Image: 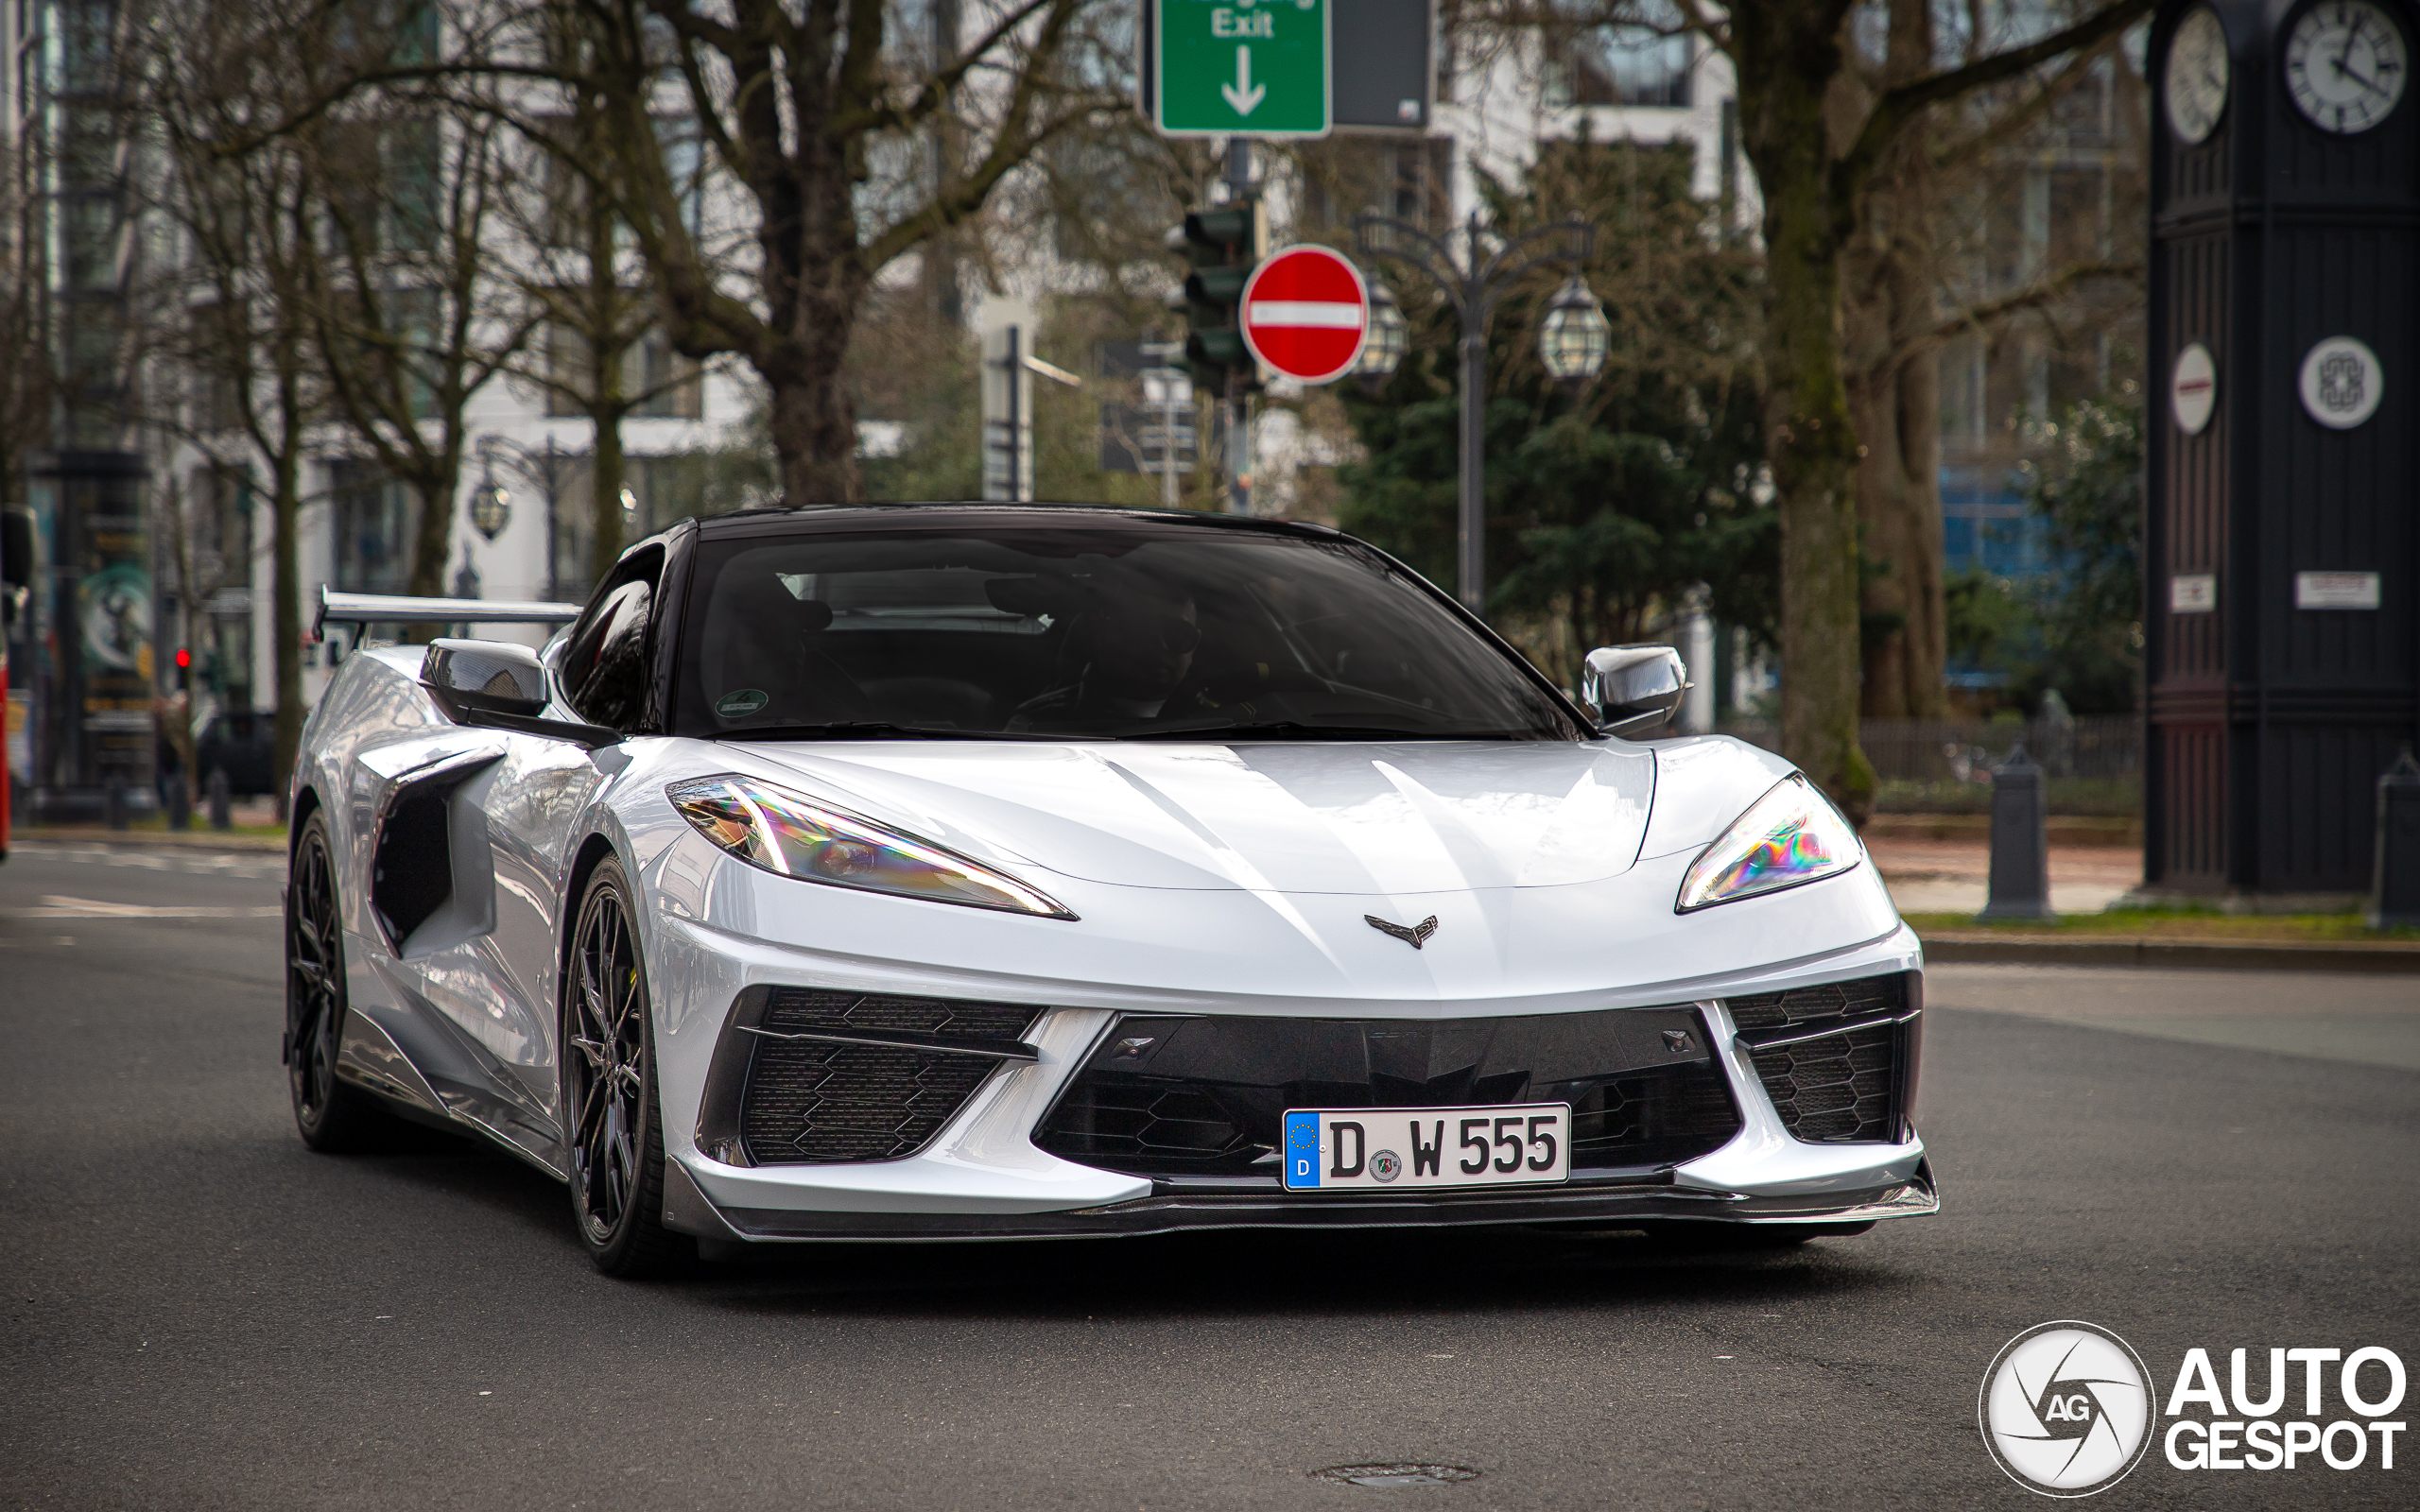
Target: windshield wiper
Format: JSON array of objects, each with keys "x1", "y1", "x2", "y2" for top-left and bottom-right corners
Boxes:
[{"x1": 1117, "y1": 720, "x2": 1443, "y2": 742}]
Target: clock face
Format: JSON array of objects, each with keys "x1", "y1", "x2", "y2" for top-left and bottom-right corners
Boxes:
[
  {"x1": 2166, "y1": 8, "x2": 2231, "y2": 144},
  {"x1": 2286, "y1": 1, "x2": 2409, "y2": 133}
]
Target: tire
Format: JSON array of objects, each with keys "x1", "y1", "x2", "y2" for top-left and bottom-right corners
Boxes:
[
  {"x1": 562, "y1": 854, "x2": 683, "y2": 1278},
  {"x1": 285, "y1": 811, "x2": 392, "y2": 1151}
]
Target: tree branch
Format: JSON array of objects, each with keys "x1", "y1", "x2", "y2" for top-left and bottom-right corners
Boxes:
[{"x1": 1831, "y1": 0, "x2": 2156, "y2": 233}]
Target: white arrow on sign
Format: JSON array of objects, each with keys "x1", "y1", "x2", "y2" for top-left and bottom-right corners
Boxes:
[{"x1": 1220, "y1": 45, "x2": 1265, "y2": 116}]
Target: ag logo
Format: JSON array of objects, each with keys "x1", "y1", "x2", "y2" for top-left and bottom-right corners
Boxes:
[{"x1": 1979, "y1": 1321, "x2": 2153, "y2": 1497}]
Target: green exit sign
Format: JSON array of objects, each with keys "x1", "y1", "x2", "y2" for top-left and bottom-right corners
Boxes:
[{"x1": 1148, "y1": 0, "x2": 1331, "y2": 138}]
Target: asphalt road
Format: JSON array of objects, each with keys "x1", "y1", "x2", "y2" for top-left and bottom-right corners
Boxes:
[{"x1": 3, "y1": 841, "x2": 2414, "y2": 1511}]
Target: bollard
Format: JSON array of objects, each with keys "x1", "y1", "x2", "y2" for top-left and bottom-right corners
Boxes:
[
  {"x1": 167, "y1": 777, "x2": 191, "y2": 832},
  {"x1": 2370, "y1": 748, "x2": 2420, "y2": 930},
  {"x1": 207, "y1": 767, "x2": 233, "y2": 832},
  {"x1": 1977, "y1": 742, "x2": 2057, "y2": 922},
  {"x1": 105, "y1": 776, "x2": 129, "y2": 832}
]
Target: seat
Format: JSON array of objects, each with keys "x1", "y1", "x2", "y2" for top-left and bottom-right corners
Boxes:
[{"x1": 709, "y1": 576, "x2": 872, "y2": 724}]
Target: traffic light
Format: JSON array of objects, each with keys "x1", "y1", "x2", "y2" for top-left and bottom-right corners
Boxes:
[
  {"x1": 1178, "y1": 198, "x2": 1266, "y2": 391},
  {"x1": 174, "y1": 645, "x2": 192, "y2": 692}
]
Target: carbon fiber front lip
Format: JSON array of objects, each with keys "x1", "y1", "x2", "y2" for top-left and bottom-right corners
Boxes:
[{"x1": 713, "y1": 1160, "x2": 1938, "y2": 1242}]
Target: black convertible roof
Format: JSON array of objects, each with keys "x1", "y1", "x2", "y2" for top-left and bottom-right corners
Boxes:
[{"x1": 691, "y1": 502, "x2": 1346, "y2": 544}]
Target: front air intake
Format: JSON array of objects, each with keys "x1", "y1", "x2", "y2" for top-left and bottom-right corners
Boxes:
[
  {"x1": 695, "y1": 988, "x2": 1044, "y2": 1165},
  {"x1": 1724, "y1": 972, "x2": 1921, "y2": 1143},
  {"x1": 1032, "y1": 1005, "x2": 1741, "y2": 1182}
]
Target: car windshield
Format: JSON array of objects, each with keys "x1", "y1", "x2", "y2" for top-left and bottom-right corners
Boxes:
[{"x1": 671, "y1": 522, "x2": 1584, "y2": 741}]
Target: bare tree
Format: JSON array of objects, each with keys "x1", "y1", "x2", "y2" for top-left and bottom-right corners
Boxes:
[
  {"x1": 146, "y1": 3, "x2": 330, "y2": 811},
  {"x1": 507, "y1": 0, "x2": 1128, "y2": 505},
  {"x1": 297, "y1": 89, "x2": 533, "y2": 610},
  {"x1": 1841, "y1": 0, "x2": 2144, "y2": 718},
  {"x1": 493, "y1": 2, "x2": 711, "y2": 585},
  {"x1": 1510, "y1": 0, "x2": 2155, "y2": 819}
]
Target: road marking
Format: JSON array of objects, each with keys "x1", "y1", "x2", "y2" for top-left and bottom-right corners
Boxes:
[
  {"x1": 6, "y1": 894, "x2": 284, "y2": 919},
  {"x1": 8, "y1": 842, "x2": 282, "y2": 880}
]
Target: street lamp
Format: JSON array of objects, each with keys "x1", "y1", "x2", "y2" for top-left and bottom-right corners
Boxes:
[
  {"x1": 475, "y1": 435, "x2": 590, "y2": 600},
  {"x1": 1355, "y1": 211, "x2": 1599, "y2": 615},
  {"x1": 470, "y1": 456, "x2": 512, "y2": 541},
  {"x1": 1354, "y1": 280, "x2": 1409, "y2": 389},
  {"x1": 1539, "y1": 274, "x2": 1612, "y2": 388}
]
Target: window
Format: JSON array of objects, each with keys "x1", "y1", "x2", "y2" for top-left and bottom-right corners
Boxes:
[
  {"x1": 544, "y1": 318, "x2": 701, "y2": 419},
  {"x1": 384, "y1": 115, "x2": 441, "y2": 254},
  {"x1": 631, "y1": 328, "x2": 702, "y2": 419},
  {"x1": 329, "y1": 459, "x2": 414, "y2": 594},
  {"x1": 559, "y1": 545, "x2": 663, "y2": 730},
  {"x1": 1547, "y1": 8, "x2": 1695, "y2": 109}
]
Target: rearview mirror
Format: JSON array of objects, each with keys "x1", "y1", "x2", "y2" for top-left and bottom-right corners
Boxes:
[
  {"x1": 423, "y1": 638, "x2": 549, "y2": 716},
  {"x1": 1582, "y1": 644, "x2": 1687, "y2": 738}
]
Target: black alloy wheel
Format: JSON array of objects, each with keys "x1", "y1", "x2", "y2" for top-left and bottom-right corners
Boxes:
[
  {"x1": 285, "y1": 811, "x2": 388, "y2": 1150},
  {"x1": 562, "y1": 854, "x2": 681, "y2": 1277}
]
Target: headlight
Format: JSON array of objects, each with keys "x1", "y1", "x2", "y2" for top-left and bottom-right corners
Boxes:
[
  {"x1": 1675, "y1": 773, "x2": 1862, "y2": 913},
  {"x1": 666, "y1": 774, "x2": 1076, "y2": 919}
]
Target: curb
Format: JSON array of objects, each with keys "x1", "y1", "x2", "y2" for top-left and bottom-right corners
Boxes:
[
  {"x1": 1921, "y1": 933, "x2": 2420, "y2": 973},
  {"x1": 14, "y1": 828, "x2": 288, "y2": 854}
]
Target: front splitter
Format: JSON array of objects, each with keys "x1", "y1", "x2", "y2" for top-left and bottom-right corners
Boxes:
[{"x1": 710, "y1": 1160, "x2": 1938, "y2": 1242}]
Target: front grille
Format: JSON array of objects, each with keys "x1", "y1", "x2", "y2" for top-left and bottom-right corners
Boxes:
[
  {"x1": 730, "y1": 988, "x2": 1043, "y2": 1165},
  {"x1": 1033, "y1": 1006, "x2": 1740, "y2": 1181},
  {"x1": 1725, "y1": 973, "x2": 1917, "y2": 1144}
]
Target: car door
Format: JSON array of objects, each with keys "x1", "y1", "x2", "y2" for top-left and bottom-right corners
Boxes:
[{"x1": 475, "y1": 545, "x2": 667, "y2": 1110}]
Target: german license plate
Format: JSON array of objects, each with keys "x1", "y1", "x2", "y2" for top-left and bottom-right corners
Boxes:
[{"x1": 1281, "y1": 1105, "x2": 1571, "y2": 1192}]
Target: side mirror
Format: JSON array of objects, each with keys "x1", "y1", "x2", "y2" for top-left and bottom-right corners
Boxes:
[
  {"x1": 423, "y1": 638, "x2": 549, "y2": 715},
  {"x1": 1582, "y1": 644, "x2": 1687, "y2": 738},
  {"x1": 422, "y1": 638, "x2": 624, "y2": 748}
]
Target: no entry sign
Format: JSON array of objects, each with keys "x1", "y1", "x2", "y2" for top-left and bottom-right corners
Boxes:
[{"x1": 1239, "y1": 244, "x2": 1368, "y2": 385}]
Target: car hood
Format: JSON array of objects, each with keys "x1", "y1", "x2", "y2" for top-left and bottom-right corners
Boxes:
[{"x1": 719, "y1": 739, "x2": 1658, "y2": 895}]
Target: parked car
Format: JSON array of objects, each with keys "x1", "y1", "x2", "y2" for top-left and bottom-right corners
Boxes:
[{"x1": 195, "y1": 709, "x2": 277, "y2": 796}]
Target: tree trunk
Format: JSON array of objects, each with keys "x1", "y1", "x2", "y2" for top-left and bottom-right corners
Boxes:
[
  {"x1": 591, "y1": 411, "x2": 626, "y2": 580},
  {"x1": 1735, "y1": 3, "x2": 1877, "y2": 824},
  {"x1": 769, "y1": 324, "x2": 863, "y2": 506},
  {"x1": 1844, "y1": 0, "x2": 1949, "y2": 719},
  {"x1": 1849, "y1": 326, "x2": 1948, "y2": 717},
  {"x1": 269, "y1": 434, "x2": 302, "y2": 821},
  {"x1": 406, "y1": 472, "x2": 455, "y2": 604}
]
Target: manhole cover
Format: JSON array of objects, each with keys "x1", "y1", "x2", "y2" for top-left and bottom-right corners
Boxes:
[{"x1": 1311, "y1": 1464, "x2": 1481, "y2": 1487}]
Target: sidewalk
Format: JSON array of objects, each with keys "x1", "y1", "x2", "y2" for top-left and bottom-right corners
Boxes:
[
  {"x1": 17, "y1": 798, "x2": 287, "y2": 853},
  {"x1": 1867, "y1": 832, "x2": 2140, "y2": 915}
]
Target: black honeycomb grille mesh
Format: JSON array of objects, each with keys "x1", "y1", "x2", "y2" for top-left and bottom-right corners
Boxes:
[
  {"x1": 1727, "y1": 975, "x2": 1908, "y2": 1143},
  {"x1": 761, "y1": 988, "x2": 1040, "y2": 1040},
  {"x1": 1566, "y1": 1069, "x2": 1744, "y2": 1168},
  {"x1": 1038, "y1": 1082, "x2": 1249, "y2": 1169},
  {"x1": 1724, "y1": 975, "x2": 1901, "y2": 1033},
  {"x1": 738, "y1": 990, "x2": 1043, "y2": 1165}
]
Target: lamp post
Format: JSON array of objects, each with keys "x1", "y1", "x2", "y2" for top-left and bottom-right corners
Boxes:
[
  {"x1": 474, "y1": 435, "x2": 590, "y2": 601},
  {"x1": 1354, "y1": 212, "x2": 1607, "y2": 614}
]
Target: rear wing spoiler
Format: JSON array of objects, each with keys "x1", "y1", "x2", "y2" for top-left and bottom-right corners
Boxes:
[{"x1": 315, "y1": 587, "x2": 582, "y2": 643}]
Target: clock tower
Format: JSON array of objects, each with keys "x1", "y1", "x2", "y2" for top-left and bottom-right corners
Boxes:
[{"x1": 2146, "y1": 0, "x2": 2418, "y2": 904}]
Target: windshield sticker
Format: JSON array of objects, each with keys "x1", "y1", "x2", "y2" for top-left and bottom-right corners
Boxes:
[{"x1": 715, "y1": 689, "x2": 769, "y2": 719}]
